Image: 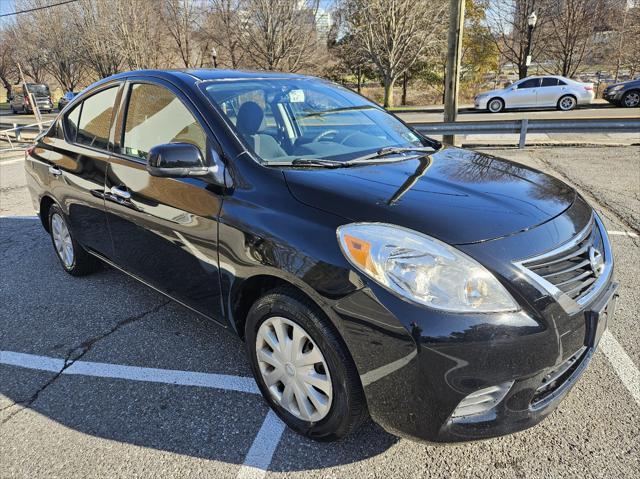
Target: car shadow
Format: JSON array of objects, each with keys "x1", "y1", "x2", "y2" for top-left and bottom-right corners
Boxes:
[{"x1": 0, "y1": 216, "x2": 399, "y2": 471}]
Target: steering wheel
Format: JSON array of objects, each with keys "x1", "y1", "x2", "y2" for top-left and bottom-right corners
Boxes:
[
  {"x1": 338, "y1": 132, "x2": 361, "y2": 145},
  {"x1": 311, "y1": 129, "x2": 339, "y2": 143}
]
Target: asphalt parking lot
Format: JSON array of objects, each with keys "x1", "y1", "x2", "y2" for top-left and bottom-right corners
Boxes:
[{"x1": 1, "y1": 146, "x2": 639, "y2": 478}]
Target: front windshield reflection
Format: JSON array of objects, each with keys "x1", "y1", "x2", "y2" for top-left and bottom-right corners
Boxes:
[{"x1": 202, "y1": 78, "x2": 431, "y2": 163}]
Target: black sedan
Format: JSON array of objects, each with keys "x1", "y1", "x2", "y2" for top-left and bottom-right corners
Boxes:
[
  {"x1": 25, "y1": 69, "x2": 617, "y2": 442},
  {"x1": 603, "y1": 78, "x2": 640, "y2": 107}
]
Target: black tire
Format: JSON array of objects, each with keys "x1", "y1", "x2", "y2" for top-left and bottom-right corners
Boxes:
[
  {"x1": 48, "y1": 204, "x2": 100, "y2": 276},
  {"x1": 621, "y1": 90, "x2": 640, "y2": 108},
  {"x1": 245, "y1": 286, "x2": 368, "y2": 441},
  {"x1": 487, "y1": 97, "x2": 504, "y2": 113},
  {"x1": 557, "y1": 94, "x2": 577, "y2": 111}
]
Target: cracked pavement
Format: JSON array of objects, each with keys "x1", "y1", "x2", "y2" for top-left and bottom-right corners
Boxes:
[{"x1": 1, "y1": 147, "x2": 639, "y2": 478}]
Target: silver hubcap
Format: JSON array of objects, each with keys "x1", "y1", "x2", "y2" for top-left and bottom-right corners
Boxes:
[
  {"x1": 624, "y1": 92, "x2": 639, "y2": 107},
  {"x1": 256, "y1": 316, "x2": 333, "y2": 422},
  {"x1": 489, "y1": 100, "x2": 501, "y2": 112},
  {"x1": 51, "y1": 213, "x2": 74, "y2": 268},
  {"x1": 560, "y1": 97, "x2": 575, "y2": 110}
]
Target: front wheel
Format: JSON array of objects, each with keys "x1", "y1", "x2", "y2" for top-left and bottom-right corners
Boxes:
[
  {"x1": 487, "y1": 98, "x2": 504, "y2": 113},
  {"x1": 48, "y1": 204, "x2": 100, "y2": 276},
  {"x1": 245, "y1": 287, "x2": 368, "y2": 441},
  {"x1": 622, "y1": 90, "x2": 640, "y2": 108},
  {"x1": 557, "y1": 95, "x2": 577, "y2": 111}
]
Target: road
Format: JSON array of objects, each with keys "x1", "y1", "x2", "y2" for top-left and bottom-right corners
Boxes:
[
  {"x1": 1, "y1": 102, "x2": 638, "y2": 129},
  {"x1": 1, "y1": 146, "x2": 639, "y2": 478}
]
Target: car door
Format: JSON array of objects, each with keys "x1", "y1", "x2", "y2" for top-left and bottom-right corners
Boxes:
[
  {"x1": 104, "y1": 78, "x2": 225, "y2": 322},
  {"x1": 507, "y1": 78, "x2": 541, "y2": 108},
  {"x1": 44, "y1": 83, "x2": 122, "y2": 258},
  {"x1": 537, "y1": 77, "x2": 562, "y2": 107}
]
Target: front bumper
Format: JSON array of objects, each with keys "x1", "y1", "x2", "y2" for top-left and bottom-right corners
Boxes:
[
  {"x1": 331, "y1": 200, "x2": 615, "y2": 442},
  {"x1": 603, "y1": 89, "x2": 623, "y2": 103}
]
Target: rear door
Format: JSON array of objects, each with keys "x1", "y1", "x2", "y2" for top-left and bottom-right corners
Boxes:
[
  {"x1": 537, "y1": 77, "x2": 562, "y2": 107},
  {"x1": 44, "y1": 83, "x2": 122, "y2": 258},
  {"x1": 104, "y1": 78, "x2": 225, "y2": 322},
  {"x1": 508, "y1": 78, "x2": 541, "y2": 108}
]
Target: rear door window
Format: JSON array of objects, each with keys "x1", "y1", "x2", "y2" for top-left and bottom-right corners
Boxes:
[
  {"x1": 518, "y1": 78, "x2": 541, "y2": 89},
  {"x1": 121, "y1": 83, "x2": 207, "y2": 161},
  {"x1": 541, "y1": 78, "x2": 559, "y2": 87},
  {"x1": 75, "y1": 87, "x2": 118, "y2": 150}
]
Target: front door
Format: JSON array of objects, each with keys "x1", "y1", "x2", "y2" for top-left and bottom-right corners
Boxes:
[
  {"x1": 508, "y1": 78, "x2": 541, "y2": 108},
  {"x1": 104, "y1": 80, "x2": 225, "y2": 322}
]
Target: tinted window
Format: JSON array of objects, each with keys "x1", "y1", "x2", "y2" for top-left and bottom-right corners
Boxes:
[
  {"x1": 518, "y1": 78, "x2": 541, "y2": 89},
  {"x1": 122, "y1": 83, "x2": 207, "y2": 160},
  {"x1": 558, "y1": 79, "x2": 567, "y2": 85},
  {"x1": 65, "y1": 104, "x2": 80, "y2": 142},
  {"x1": 76, "y1": 87, "x2": 118, "y2": 150},
  {"x1": 541, "y1": 78, "x2": 559, "y2": 87}
]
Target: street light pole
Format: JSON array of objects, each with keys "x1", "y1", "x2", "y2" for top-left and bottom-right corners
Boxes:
[
  {"x1": 522, "y1": 11, "x2": 537, "y2": 78},
  {"x1": 211, "y1": 47, "x2": 218, "y2": 69}
]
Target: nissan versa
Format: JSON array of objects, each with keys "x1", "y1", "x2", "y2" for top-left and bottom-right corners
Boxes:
[{"x1": 25, "y1": 69, "x2": 617, "y2": 442}]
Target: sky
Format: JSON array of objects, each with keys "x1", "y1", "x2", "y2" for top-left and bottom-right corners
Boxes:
[{"x1": 0, "y1": 0, "x2": 16, "y2": 18}]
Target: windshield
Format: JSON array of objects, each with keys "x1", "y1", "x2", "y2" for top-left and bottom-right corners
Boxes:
[
  {"x1": 201, "y1": 78, "x2": 431, "y2": 163},
  {"x1": 26, "y1": 84, "x2": 50, "y2": 96}
]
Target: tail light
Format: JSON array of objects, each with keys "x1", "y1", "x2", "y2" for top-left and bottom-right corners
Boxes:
[
  {"x1": 25, "y1": 96, "x2": 30, "y2": 106},
  {"x1": 25, "y1": 145, "x2": 36, "y2": 157},
  {"x1": 584, "y1": 85, "x2": 594, "y2": 91}
]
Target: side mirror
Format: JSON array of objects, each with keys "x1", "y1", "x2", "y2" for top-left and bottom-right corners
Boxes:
[{"x1": 147, "y1": 142, "x2": 222, "y2": 182}]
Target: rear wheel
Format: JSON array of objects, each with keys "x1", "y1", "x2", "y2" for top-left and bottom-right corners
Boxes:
[
  {"x1": 622, "y1": 90, "x2": 640, "y2": 108},
  {"x1": 48, "y1": 204, "x2": 100, "y2": 276},
  {"x1": 557, "y1": 95, "x2": 577, "y2": 111},
  {"x1": 487, "y1": 98, "x2": 504, "y2": 113},
  {"x1": 245, "y1": 287, "x2": 367, "y2": 441}
]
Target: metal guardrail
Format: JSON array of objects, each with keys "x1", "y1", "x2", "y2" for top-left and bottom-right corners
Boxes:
[
  {"x1": 412, "y1": 118, "x2": 640, "y2": 148},
  {"x1": 0, "y1": 120, "x2": 53, "y2": 151}
]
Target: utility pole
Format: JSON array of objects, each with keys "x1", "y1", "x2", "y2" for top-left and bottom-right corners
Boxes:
[
  {"x1": 443, "y1": 0, "x2": 465, "y2": 146},
  {"x1": 17, "y1": 62, "x2": 43, "y2": 130}
]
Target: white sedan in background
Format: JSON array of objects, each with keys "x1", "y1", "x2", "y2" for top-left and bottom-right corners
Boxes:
[{"x1": 475, "y1": 76, "x2": 595, "y2": 113}]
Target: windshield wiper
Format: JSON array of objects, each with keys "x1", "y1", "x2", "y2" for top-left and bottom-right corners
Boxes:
[
  {"x1": 342, "y1": 146, "x2": 436, "y2": 165},
  {"x1": 265, "y1": 158, "x2": 345, "y2": 168}
]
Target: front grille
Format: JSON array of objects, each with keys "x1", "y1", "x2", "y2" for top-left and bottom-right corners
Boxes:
[{"x1": 518, "y1": 218, "x2": 607, "y2": 303}]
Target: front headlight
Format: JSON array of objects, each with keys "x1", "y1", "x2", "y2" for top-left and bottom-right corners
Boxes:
[
  {"x1": 337, "y1": 223, "x2": 519, "y2": 313},
  {"x1": 611, "y1": 85, "x2": 623, "y2": 92}
]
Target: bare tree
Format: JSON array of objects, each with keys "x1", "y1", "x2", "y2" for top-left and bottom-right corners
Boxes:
[
  {"x1": 162, "y1": 0, "x2": 207, "y2": 68},
  {"x1": 203, "y1": 0, "x2": 249, "y2": 69},
  {"x1": 113, "y1": 0, "x2": 165, "y2": 70},
  {"x1": 0, "y1": 30, "x2": 18, "y2": 97},
  {"x1": 488, "y1": 0, "x2": 552, "y2": 79},
  {"x1": 544, "y1": 0, "x2": 604, "y2": 77},
  {"x1": 341, "y1": 0, "x2": 448, "y2": 107},
  {"x1": 242, "y1": 0, "x2": 321, "y2": 72},
  {"x1": 72, "y1": 0, "x2": 123, "y2": 79}
]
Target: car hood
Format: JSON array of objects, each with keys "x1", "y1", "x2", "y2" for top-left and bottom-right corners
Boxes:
[
  {"x1": 283, "y1": 147, "x2": 575, "y2": 245},
  {"x1": 477, "y1": 88, "x2": 506, "y2": 97}
]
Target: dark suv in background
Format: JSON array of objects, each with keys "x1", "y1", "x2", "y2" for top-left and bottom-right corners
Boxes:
[{"x1": 603, "y1": 78, "x2": 640, "y2": 108}]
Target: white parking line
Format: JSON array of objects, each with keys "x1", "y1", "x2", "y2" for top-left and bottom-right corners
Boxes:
[
  {"x1": 607, "y1": 231, "x2": 639, "y2": 238},
  {"x1": 0, "y1": 215, "x2": 38, "y2": 219},
  {"x1": 236, "y1": 410, "x2": 286, "y2": 479},
  {"x1": 0, "y1": 350, "x2": 260, "y2": 394},
  {"x1": 599, "y1": 331, "x2": 640, "y2": 406}
]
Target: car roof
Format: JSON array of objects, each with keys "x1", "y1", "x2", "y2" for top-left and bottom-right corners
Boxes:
[{"x1": 104, "y1": 68, "x2": 311, "y2": 83}]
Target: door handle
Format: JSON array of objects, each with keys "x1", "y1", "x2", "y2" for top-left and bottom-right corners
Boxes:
[
  {"x1": 110, "y1": 186, "x2": 131, "y2": 200},
  {"x1": 48, "y1": 165, "x2": 62, "y2": 177}
]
